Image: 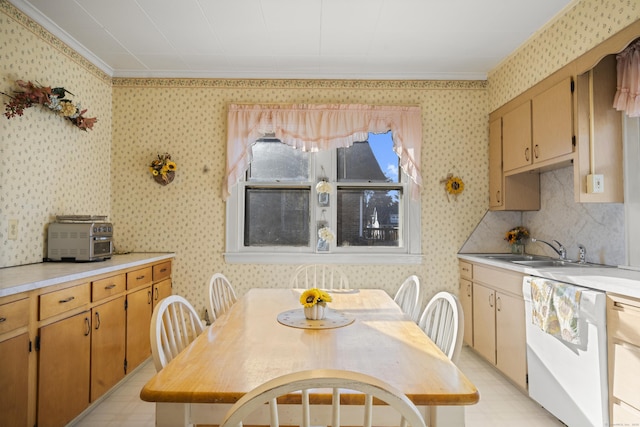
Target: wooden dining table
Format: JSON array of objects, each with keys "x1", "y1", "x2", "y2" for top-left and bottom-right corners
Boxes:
[{"x1": 140, "y1": 288, "x2": 479, "y2": 426}]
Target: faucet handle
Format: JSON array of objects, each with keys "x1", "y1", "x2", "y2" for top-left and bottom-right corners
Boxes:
[{"x1": 577, "y1": 244, "x2": 586, "y2": 264}]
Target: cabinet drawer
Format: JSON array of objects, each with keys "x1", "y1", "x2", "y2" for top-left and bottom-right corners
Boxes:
[
  {"x1": 459, "y1": 261, "x2": 472, "y2": 280},
  {"x1": 0, "y1": 297, "x2": 30, "y2": 335},
  {"x1": 127, "y1": 267, "x2": 153, "y2": 290},
  {"x1": 92, "y1": 274, "x2": 126, "y2": 302},
  {"x1": 473, "y1": 265, "x2": 524, "y2": 297},
  {"x1": 612, "y1": 400, "x2": 640, "y2": 425},
  {"x1": 153, "y1": 261, "x2": 172, "y2": 281},
  {"x1": 39, "y1": 283, "x2": 90, "y2": 320},
  {"x1": 608, "y1": 295, "x2": 640, "y2": 344},
  {"x1": 611, "y1": 341, "x2": 640, "y2": 411}
]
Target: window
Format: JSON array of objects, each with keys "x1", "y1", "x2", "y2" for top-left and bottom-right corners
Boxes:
[{"x1": 226, "y1": 132, "x2": 421, "y2": 264}]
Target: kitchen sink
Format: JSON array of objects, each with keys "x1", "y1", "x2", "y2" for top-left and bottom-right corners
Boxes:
[
  {"x1": 483, "y1": 254, "x2": 550, "y2": 262},
  {"x1": 512, "y1": 259, "x2": 609, "y2": 268}
]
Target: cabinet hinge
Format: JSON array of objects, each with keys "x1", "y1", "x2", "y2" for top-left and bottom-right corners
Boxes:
[
  {"x1": 124, "y1": 358, "x2": 128, "y2": 374},
  {"x1": 572, "y1": 135, "x2": 576, "y2": 147},
  {"x1": 29, "y1": 340, "x2": 32, "y2": 353},
  {"x1": 35, "y1": 335, "x2": 40, "y2": 351},
  {"x1": 570, "y1": 79, "x2": 575, "y2": 93},
  {"x1": 526, "y1": 373, "x2": 529, "y2": 384},
  {"x1": 124, "y1": 299, "x2": 128, "y2": 310}
]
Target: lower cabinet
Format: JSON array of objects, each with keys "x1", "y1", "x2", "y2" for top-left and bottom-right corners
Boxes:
[
  {"x1": 1, "y1": 257, "x2": 174, "y2": 427},
  {"x1": 38, "y1": 311, "x2": 92, "y2": 427},
  {"x1": 462, "y1": 260, "x2": 528, "y2": 390},
  {"x1": 607, "y1": 293, "x2": 640, "y2": 425},
  {"x1": 91, "y1": 296, "x2": 126, "y2": 401},
  {"x1": 0, "y1": 333, "x2": 30, "y2": 426},
  {"x1": 126, "y1": 285, "x2": 153, "y2": 372}
]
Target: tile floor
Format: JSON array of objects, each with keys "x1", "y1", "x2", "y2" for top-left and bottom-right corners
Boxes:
[{"x1": 71, "y1": 345, "x2": 565, "y2": 426}]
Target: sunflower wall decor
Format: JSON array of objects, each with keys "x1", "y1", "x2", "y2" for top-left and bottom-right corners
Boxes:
[
  {"x1": 440, "y1": 173, "x2": 465, "y2": 201},
  {"x1": 149, "y1": 153, "x2": 177, "y2": 186}
]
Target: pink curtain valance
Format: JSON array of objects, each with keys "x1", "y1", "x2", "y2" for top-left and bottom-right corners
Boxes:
[
  {"x1": 613, "y1": 39, "x2": 640, "y2": 117},
  {"x1": 224, "y1": 103, "x2": 423, "y2": 200}
]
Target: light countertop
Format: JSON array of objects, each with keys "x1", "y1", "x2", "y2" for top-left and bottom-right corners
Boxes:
[
  {"x1": 458, "y1": 253, "x2": 640, "y2": 299},
  {"x1": 0, "y1": 253, "x2": 175, "y2": 298}
]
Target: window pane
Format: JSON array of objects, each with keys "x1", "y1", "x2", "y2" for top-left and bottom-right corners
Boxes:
[
  {"x1": 244, "y1": 188, "x2": 310, "y2": 246},
  {"x1": 249, "y1": 141, "x2": 309, "y2": 181},
  {"x1": 337, "y1": 132, "x2": 399, "y2": 183},
  {"x1": 336, "y1": 188, "x2": 400, "y2": 247}
]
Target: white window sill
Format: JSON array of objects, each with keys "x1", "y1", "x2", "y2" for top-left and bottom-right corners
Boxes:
[{"x1": 224, "y1": 252, "x2": 423, "y2": 265}]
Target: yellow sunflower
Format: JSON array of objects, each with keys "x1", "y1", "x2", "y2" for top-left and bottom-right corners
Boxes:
[
  {"x1": 166, "y1": 161, "x2": 177, "y2": 171},
  {"x1": 446, "y1": 176, "x2": 464, "y2": 195},
  {"x1": 318, "y1": 290, "x2": 332, "y2": 303},
  {"x1": 300, "y1": 288, "x2": 320, "y2": 307}
]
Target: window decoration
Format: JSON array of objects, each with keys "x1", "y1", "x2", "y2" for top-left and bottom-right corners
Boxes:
[
  {"x1": 225, "y1": 103, "x2": 422, "y2": 200},
  {"x1": 440, "y1": 173, "x2": 465, "y2": 201},
  {"x1": 613, "y1": 38, "x2": 640, "y2": 117},
  {"x1": 149, "y1": 153, "x2": 177, "y2": 186},
  {"x1": 316, "y1": 179, "x2": 332, "y2": 206},
  {"x1": 1, "y1": 80, "x2": 97, "y2": 131}
]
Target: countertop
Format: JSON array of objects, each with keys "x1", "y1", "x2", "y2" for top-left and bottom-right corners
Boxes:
[
  {"x1": 0, "y1": 252, "x2": 175, "y2": 298},
  {"x1": 458, "y1": 253, "x2": 640, "y2": 299}
]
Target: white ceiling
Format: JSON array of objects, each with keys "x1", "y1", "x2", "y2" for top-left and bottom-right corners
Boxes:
[{"x1": 11, "y1": 0, "x2": 575, "y2": 80}]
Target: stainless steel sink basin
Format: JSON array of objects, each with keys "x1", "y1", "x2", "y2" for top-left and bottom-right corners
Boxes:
[
  {"x1": 512, "y1": 260, "x2": 608, "y2": 268},
  {"x1": 484, "y1": 254, "x2": 550, "y2": 262}
]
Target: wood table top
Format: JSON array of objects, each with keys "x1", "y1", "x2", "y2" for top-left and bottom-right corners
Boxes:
[{"x1": 140, "y1": 288, "x2": 479, "y2": 406}]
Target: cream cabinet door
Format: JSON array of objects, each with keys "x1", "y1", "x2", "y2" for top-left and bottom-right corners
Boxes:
[
  {"x1": 532, "y1": 77, "x2": 574, "y2": 163},
  {"x1": 496, "y1": 291, "x2": 527, "y2": 389},
  {"x1": 489, "y1": 118, "x2": 503, "y2": 208},
  {"x1": 502, "y1": 101, "x2": 532, "y2": 172},
  {"x1": 472, "y1": 283, "x2": 496, "y2": 364}
]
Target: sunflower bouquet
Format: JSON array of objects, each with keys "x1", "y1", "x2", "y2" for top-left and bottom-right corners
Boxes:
[
  {"x1": 300, "y1": 288, "x2": 333, "y2": 307},
  {"x1": 505, "y1": 226, "x2": 529, "y2": 245},
  {"x1": 149, "y1": 153, "x2": 177, "y2": 185}
]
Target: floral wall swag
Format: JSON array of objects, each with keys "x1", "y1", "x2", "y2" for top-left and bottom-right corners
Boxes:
[
  {"x1": 2, "y1": 80, "x2": 97, "y2": 131},
  {"x1": 149, "y1": 153, "x2": 177, "y2": 185},
  {"x1": 440, "y1": 173, "x2": 465, "y2": 201}
]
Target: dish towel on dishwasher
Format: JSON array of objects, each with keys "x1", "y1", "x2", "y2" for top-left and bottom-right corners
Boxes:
[{"x1": 530, "y1": 278, "x2": 582, "y2": 344}]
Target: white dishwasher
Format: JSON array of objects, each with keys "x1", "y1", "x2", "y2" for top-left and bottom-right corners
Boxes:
[{"x1": 522, "y1": 276, "x2": 609, "y2": 427}]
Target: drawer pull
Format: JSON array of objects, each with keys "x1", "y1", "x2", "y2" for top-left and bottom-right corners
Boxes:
[
  {"x1": 148, "y1": 290, "x2": 152, "y2": 305},
  {"x1": 160, "y1": 268, "x2": 168, "y2": 273},
  {"x1": 154, "y1": 288, "x2": 159, "y2": 301},
  {"x1": 104, "y1": 284, "x2": 116, "y2": 290},
  {"x1": 59, "y1": 296, "x2": 75, "y2": 304},
  {"x1": 136, "y1": 275, "x2": 146, "y2": 280},
  {"x1": 0, "y1": 317, "x2": 6, "y2": 323},
  {"x1": 84, "y1": 317, "x2": 91, "y2": 336},
  {"x1": 95, "y1": 311, "x2": 101, "y2": 330}
]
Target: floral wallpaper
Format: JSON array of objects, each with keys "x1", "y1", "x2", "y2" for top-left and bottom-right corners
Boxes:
[
  {"x1": 110, "y1": 80, "x2": 488, "y2": 316},
  {"x1": 489, "y1": 0, "x2": 640, "y2": 110},
  {"x1": 0, "y1": 0, "x2": 112, "y2": 267},
  {"x1": 2, "y1": 0, "x2": 639, "y2": 319}
]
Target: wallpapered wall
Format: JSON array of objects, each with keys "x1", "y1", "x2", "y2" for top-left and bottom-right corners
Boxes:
[
  {"x1": 110, "y1": 80, "x2": 488, "y2": 315},
  {"x1": 1, "y1": 0, "x2": 639, "y2": 317},
  {"x1": 0, "y1": 1, "x2": 112, "y2": 267},
  {"x1": 488, "y1": 0, "x2": 639, "y2": 110}
]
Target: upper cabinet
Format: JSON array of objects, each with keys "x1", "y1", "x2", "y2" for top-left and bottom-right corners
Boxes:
[
  {"x1": 532, "y1": 77, "x2": 575, "y2": 164},
  {"x1": 489, "y1": 21, "x2": 640, "y2": 210},
  {"x1": 573, "y1": 54, "x2": 624, "y2": 203},
  {"x1": 490, "y1": 106, "x2": 540, "y2": 211},
  {"x1": 502, "y1": 78, "x2": 574, "y2": 174}
]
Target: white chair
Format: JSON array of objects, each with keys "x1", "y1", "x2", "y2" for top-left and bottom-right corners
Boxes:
[
  {"x1": 418, "y1": 291, "x2": 463, "y2": 363},
  {"x1": 208, "y1": 272, "x2": 238, "y2": 322},
  {"x1": 393, "y1": 275, "x2": 421, "y2": 322},
  {"x1": 290, "y1": 264, "x2": 349, "y2": 289},
  {"x1": 150, "y1": 295, "x2": 204, "y2": 372},
  {"x1": 418, "y1": 291, "x2": 465, "y2": 427},
  {"x1": 219, "y1": 369, "x2": 427, "y2": 427}
]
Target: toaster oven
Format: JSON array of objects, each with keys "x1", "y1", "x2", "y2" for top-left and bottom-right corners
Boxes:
[{"x1": 47, "y1": 218, "x2": 113, "y2": 262}]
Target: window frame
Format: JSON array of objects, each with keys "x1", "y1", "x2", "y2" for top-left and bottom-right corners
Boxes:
[{"x1": 225, "y1": 141, "x2": 421, "y2": 265}]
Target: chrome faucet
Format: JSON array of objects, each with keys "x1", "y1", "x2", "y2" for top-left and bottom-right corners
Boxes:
[{"x1": 531, "y1": 238, "x2": 567, "y2": 260}]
